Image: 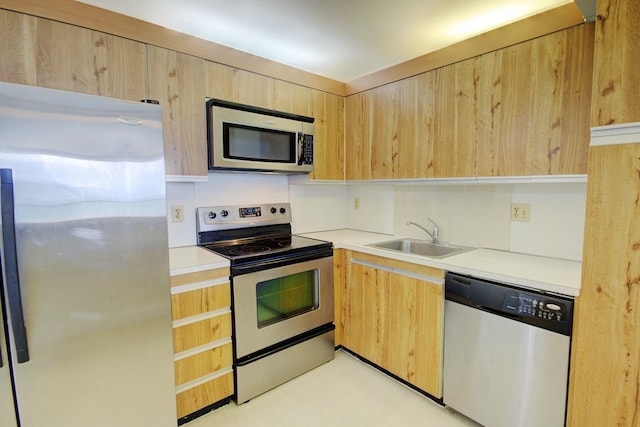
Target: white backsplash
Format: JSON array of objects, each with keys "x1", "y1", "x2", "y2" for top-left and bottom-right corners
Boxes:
[{"x1": 166, "y1": 174, "x2": 587, "y2": 261}]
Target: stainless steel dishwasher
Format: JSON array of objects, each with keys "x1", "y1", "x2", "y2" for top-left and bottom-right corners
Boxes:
[{"x1": 443, "y1": 272, "x2": 573, "y2": 427}]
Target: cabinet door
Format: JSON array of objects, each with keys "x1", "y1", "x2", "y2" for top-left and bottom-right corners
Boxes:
[
  {"x1": 309, "y1": 90, "x2": 345, "y2": 180},
  {"x1": 148, "y1": 46, "x2": 207, "y2": 176},
  {"x1": 345, "y1": 92, "x2": 372, "y2": 181},
  {"x1": 416, "y1": 58, "x2": 479, "y2": 178},
  {"x1": 342, "y1": 252, "x2": 444, "y2": 397},
  {"x1": 371, "y1": 77, "x2": 420, "y2": 179},
  {"x1": 387, "y1": 272, "x2": 443, "y2": 396},
  {"x1": 477, "y1": 38, "x2": 536, "y2": 176},
  {"x1": 0, "y1": 10, "x2": 37, "y2": 85},
  {"x1": 206, "y1": 62, "x2": 309, "y2": 115},
  {"x1": 35, "y1": 18, "x2": 147, "y2": 101},
  {"x1": 477, "y1": 24, "x2": 594, "y2": 176},
  {"x1": 590, "y1": 0, "x2": 640, "y2": 126}
]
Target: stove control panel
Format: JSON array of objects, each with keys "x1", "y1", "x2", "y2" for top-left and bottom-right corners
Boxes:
[{"x1": 196, "y1": 203, "x2": 291, "y2": 232}]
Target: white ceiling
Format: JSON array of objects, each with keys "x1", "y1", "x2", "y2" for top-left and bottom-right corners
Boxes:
[{"x1": 76, "y1": 0, "x2": 573, "y2": 82}]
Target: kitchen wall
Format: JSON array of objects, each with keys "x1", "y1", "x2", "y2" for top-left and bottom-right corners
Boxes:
[
  {"x1": 347, "y1": 182, "x2": 587, "y2": 261},
  {"x1": 167, "y1": 176, "x2": 586, "y2": 262}
]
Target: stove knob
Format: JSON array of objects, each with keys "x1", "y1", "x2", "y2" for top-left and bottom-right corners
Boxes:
[
  {"x1": 208, "y1": 211, "x2": 216, "y2": 219},
  {"x1": 280, "y1": 207, "x2": 286, "y2": 214},
  {"x1": 220, "y1": 210, "x2": 229, "y2": 217},
  {"x1": 270, "y1": 207, "x2": 277, "y2": 214}
]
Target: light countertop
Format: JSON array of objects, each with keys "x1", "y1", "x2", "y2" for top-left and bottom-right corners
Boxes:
[
  {"x1": 169, "y1": 246, "x2": 229, "y2": 276},
  {"x1": 301, "y1": 229, "x2": 581, "y2": 297}
]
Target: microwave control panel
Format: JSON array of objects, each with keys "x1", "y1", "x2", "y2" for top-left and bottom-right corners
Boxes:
[{"x1": 298, "y1": 134, "x2": 314, "y2": 165}]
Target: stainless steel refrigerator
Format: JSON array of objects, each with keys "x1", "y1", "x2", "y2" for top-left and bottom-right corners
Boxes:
[{"x1": 0, "y1": 82, "x2": 177, "y2": 426}]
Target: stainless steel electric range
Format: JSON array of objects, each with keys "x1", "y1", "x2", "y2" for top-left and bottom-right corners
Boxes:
[{"x1": 196, "y1": 203, "x2": 335, "y2": 403}]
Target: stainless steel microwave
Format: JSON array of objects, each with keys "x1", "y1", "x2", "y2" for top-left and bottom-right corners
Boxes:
[{"x1": 206, "y1": 98, "x2": 315, "y2": 174}]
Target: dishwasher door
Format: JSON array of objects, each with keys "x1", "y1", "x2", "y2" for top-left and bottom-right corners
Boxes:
[{"x1": 443, "y1": 273, "x2": 572, "y2": 427}]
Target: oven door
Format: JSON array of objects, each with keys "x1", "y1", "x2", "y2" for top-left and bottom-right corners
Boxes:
[{"x1": 233, "y1": 255, "x2": 333, "y2": 359}]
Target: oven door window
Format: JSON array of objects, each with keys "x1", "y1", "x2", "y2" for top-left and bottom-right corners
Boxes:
[
  {"x1": 256, "y1": 269, "x2": 319, "y2": 328},
  {"x1": 223, "y1": 122, "x2": 296, "y2": 163}
]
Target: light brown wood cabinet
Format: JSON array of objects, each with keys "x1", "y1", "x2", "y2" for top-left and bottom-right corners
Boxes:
[
  {"x1": 206, "y1": 61, "x2": 309, "y2": 115},
  {"x1": 370, "y1": 77, "x2": 419, "y2": 179},
  {"x1": 346, "y1": 24, "x2": 594, "y2": 180},
  {"x1": 0, "y1": 10, "x2": 37, "y2": 85},
  {"x1": 309, "y1": 90, "x2": 345, "y2": 180},
  {"x1": 0, "y1": 9, "x2": 147, "y2": 101},
  {"x1": 170, "y1": 266, "x2": 234, "y2": 420},
  {"x1": 416, "y1": 57, "x2": 479, "y2": 178},
  {"x1": 337, "y1": 250, "x2": 444, "y2": 397},
  {"x1": 345, "y1": 92, "x2": 372, "y2": 180},
  {"x1": 477, "y1": 23, "x2": 594, "y2": 176},
  {"x1": 147, "y1": 46, "x2": 208, "y2": 177},
  {"x1": 590, "y1": 0, "x2": 640, "y2": 126}
]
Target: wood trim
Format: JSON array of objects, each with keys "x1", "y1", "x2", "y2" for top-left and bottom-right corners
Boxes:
[
  {"x1": 0, "y1": 0, "x2": 345, "y2": 95},
  {"x1": 345, "y1": 3, "x2": 586, "y2": 94}
]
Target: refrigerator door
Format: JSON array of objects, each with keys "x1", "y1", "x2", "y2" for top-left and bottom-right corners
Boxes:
[{"x1": 0, "y1": 82, "x2": 177, "y2": 427}]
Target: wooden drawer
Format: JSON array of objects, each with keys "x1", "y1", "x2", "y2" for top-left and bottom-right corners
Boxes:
[
  {"x1": 172, "y1": 313, "x2": 232, "y2": 353},
  {"x1": 171, "y1": 283, "x2": 231, "y2": 320},
  {"x1": 175, "y1": 372, "x2": 234, "y2": 418},
  {"x1": 170, "y1": 267, "x2": 230, "y2": 288},
  {"x1": 174, "y1": 342, "x2": 233, "y2": 386}
]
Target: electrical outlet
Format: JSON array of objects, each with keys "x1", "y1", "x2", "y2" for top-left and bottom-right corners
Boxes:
[
  {"x1": 354, "y1": 197, "x2": 360, "y2": 210},
  {"x1": 511, "y1": 203, "x2": 531, "y2": 222},
  {"x1": 171, "y1": 205, "x2": 184, "y2": 223}
]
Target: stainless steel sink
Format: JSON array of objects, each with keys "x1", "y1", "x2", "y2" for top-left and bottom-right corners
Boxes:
[{"x1": 367, "y1": 238, "x2": 472, "y2": 259}]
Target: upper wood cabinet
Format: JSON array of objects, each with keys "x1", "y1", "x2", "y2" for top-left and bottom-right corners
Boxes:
[
  {"x1": 416, "y1": 57, "x2": 479, "y2": 178},
  {"x1": 206, "y1": 61, "x2": 309, "y2": 115},
  {"x1": 147, "y1": 46, "x2": 208, "y2": 176},
  {"x1": 590, "y1": 0, "x2": 640, "y2": 126},
  {"x1": 0, "y1": 10, "x2": 37, "y2": 85},
  {"x1": 345, "y1": 92, "x2": 372, "y2": 180},
  {"x1": 0, "y1": 10, "x2": 147, "y2": 101},
  {"x1": 371, "y1": 77, "x2": 419, "y2": 179},
  {"x1": 477, "y1": 23, "x2": 594, "y2": 176},
  {"x1": 36, "y1": 18, "x2": 148, "y2": 101},
  {"x1": 309, "y1": 90, "x2": 345, "y2": 180},
  {"x1": 350, "y1": 57, "x2": 479, "y2": 180}
]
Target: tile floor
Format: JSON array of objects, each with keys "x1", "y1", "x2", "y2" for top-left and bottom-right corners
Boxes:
[{"x1": 187, "y1": 350, "x2": 481, "y2": 427}]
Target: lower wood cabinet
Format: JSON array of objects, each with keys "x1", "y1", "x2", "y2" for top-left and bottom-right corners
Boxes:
[
  {"x1": 336, "y1": 250, "x2": 444, "y2": 398},
  {"x1": 170, "y1": 266, "x2": 233, "y2": 420}
]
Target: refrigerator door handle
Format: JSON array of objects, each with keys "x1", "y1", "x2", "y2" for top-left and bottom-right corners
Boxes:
[{"x1": 0, "y1": 169, "x2": 30, "y2": 363}]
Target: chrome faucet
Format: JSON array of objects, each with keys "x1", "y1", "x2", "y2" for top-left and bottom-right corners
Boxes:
[{"x1": 407, "y1": 218, "x2": 440, "y2": 243}]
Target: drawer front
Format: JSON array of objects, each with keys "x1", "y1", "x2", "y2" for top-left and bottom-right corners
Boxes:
[
  {"x1": 172, "y1": 313, "x2": 232, "y2": 353},
  {"x1": 170, "y1": 267, "x2": 230, "y2": 288},
  {"x1": 171, "y1": 283, "x2": 231, "y2": 320},
  {"x1": 174, "y1": 342, "x2": 233, "y2": 386},
  {"x1": 175, "y1": 372, "x2": 234, "y2": 418}
]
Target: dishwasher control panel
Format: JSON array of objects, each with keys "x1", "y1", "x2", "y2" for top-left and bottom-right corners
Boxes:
[
  {"x1": 445, "y1": 272, "x2": 574, "y2": 336},
  {"x1": 502, "y1": 292, "x2": 568, "y2": 322}
]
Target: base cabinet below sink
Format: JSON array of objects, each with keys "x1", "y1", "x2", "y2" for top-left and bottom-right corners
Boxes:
[{"x1": 335, "y1": 250, "x2": 444, "y2": 398}]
